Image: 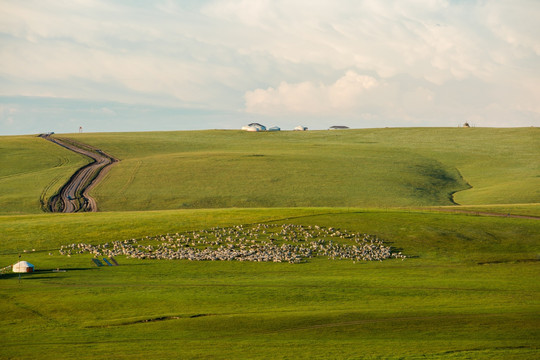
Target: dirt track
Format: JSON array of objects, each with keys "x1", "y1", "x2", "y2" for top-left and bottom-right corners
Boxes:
[
  {"x1": 421, "y1": 207, "x2": 540, "y2": 220},
  {"x1": 40, "y1": 134, "x2": 118, "y2": 212}
]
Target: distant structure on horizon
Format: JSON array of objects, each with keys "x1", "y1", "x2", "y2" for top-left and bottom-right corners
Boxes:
[
  {"x1": 294, "y1": 125, "x2": 308, "y2": 131},
  {"x1": 329, "y1": 125, "x2": 349, "y2": 130},
  {"x1": 242, "y1": 123, "x2": 266, "y2": 132}
]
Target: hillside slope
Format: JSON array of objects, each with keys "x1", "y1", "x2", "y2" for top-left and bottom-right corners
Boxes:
[
  {"x1": 1, "y1": 128, "x2": 538, "y2": 213},
  {"x1": 0, "y1": 135, "x2": 90, "y2": 214},
  {"x1": 79, "y1": 128, "x2": 538, "y2": 211}
]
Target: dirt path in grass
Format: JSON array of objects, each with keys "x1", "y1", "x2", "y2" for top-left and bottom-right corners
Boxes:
[
  {"x1": 422, "y1": 208, "x2": 540, "y2": 220},
  {"x1": 40, "y1": 134, "x2": 118, "y2": 212}
]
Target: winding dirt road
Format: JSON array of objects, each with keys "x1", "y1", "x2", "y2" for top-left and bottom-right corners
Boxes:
[{"x1": 40, "y1": 134, "x2": 118, "y2": 212}]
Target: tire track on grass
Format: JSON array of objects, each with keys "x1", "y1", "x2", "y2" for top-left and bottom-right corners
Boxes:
[
  {"x1": 40, "y1": 134, "x2": 119, "y2": 212},
  {"x1": 258, "y1": 312, "x2": 519, "y2": 334},
  {"x1": 118, "y1": 159, "x2": 142, "y2": 195},
  {"x1": 420, "y1": 207, "x2": 540, "y2": 220}
]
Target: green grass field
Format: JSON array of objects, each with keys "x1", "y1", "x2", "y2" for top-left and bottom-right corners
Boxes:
[
  {"x1": 69, "y1": 127, "x2": 539, "y2": 211},
  {"x1": 1, "y1": 128, "x2": 539, "y2": 213},
  {"x1": 1, "y1": 208, "x2": 538, "y2": 359},
  {"x1": 0, "y1": 136, "x2": 90, "y2": 215},
  {"x1": 0, "y1": 128, "x2": 539, "y2": 359}
]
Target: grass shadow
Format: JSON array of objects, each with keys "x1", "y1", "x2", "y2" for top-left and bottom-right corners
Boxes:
[{"x1": 0, "y1": 267, "x2": 97, "y2": 280}]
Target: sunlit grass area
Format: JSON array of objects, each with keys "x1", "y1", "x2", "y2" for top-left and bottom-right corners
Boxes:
[
  {"x1": 2, "y1": 128, "x2": 538, "y2": 214},
  {"x1": 0, "y1": 135, "x2": 89, "y2": 214},
  {"x1": 69, "y1": 127, "x2": 540, "y2": 211},
  {"x1": 1, "y1": 128, "x2": 539, "y2": 359},
  {"x1": 1, "y1": 208, "x2": 539, "y2": 359}
]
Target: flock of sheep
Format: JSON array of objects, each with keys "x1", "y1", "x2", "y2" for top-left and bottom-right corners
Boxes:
[{"x1": 59, "y1": 224, "x2": 406, "y2": 263}]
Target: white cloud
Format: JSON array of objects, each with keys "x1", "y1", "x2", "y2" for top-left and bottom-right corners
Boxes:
[
  {"x1": 201, "y1": 0, "x2": 509, "y2": 84},
  {"x1": 245, "y1": 71, "x2": 445, "y2": 126},
  {"x1": 0, "y1": 1, "x2": 247, "y2": 108},
  {"x1": 485, "y1": 0, "x2": 540, "y2": 56},
  {"x1": 245, "y1": 71, "x2": 381, "y2": 115}
]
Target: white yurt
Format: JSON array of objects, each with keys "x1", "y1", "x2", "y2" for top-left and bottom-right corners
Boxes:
[
  {"x1": 12, "y1": 261, "x2": 34, "y2": 273},
  {"x1": 242, "y1": 123, "x2": 266, "y2": 132},
  {"x1": 294, "y1": 125, "x2": 308, "y2": 131}
]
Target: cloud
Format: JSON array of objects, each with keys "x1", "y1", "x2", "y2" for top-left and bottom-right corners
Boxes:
[
  {"x1": 244, "y1": 70, "x2": 448, "y2": 126},
  {"x1": 201, "y1": 0, "x2": 503, "y2": 83},
  {"x1": 0, "y1": 1, "x2": 247, "y2": 108},
  {"x1": 245, "y1": 71, "x2": 381, "y2": 115}
]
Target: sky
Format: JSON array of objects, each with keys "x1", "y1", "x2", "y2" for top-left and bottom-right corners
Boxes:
[{"x1": 1, "y1": 0, "x2": 540, "y2": 135}]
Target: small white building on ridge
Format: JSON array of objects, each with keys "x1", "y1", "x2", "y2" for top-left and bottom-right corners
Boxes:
[
  {"x1": 242, "y1": 123, "x2": 266, "y2": 132},
  {"x1": 12, "y1": 261, "x2": 35, "y2": 273},
  {"x1": 294, "y1": 125, "x2": 308, "y2": 131}
]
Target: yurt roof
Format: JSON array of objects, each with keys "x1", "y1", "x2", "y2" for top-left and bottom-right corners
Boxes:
[{"x1": 14, "y1": 261, "x2": 34, "y2": 267}]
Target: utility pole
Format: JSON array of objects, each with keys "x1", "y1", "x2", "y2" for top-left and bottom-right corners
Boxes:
[{"x1": 18, "y1": 253, "x2": 21, "y2": 284}]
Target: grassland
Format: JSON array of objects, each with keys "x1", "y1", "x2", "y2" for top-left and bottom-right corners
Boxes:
[
  {"x1": 0, "y1": 135, "x2": 90, "y2": 214},
  {"x1": 0, "y1": 128, "x2": 539, "y2": 359},
  {"x1": 67, "y1": 127, "x2": 539, "y2": 211},
  {"x1": 1, "y1": 208, "x2": 539, "y2": 359},
  {"x1": 1, "y1": 128, "x2": 538, "y2": 214}
]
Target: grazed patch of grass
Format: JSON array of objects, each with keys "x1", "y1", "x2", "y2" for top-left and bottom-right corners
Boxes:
[{"x1": 1, "y1": 209, "x2": 539, "y2": 359}]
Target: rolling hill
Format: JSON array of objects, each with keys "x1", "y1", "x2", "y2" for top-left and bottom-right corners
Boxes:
[
  {"x1": 0, "y1": 127, "x2": 538, "y2": 359},
  {"x1": 0, "y1": 135, "x2": 90, "y2": 214},
  {"x1": 2, "y1": 127, "x2": 538, "y2": 214}
]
